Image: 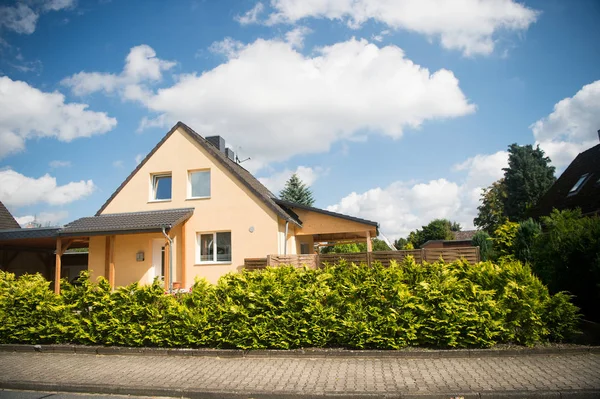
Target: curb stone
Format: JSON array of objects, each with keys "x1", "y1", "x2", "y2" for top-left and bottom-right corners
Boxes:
[{"x1": 0, "y1": 344, "x2": 598, "y2": 359}]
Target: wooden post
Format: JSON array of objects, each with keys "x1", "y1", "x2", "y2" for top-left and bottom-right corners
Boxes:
[
  {"x1": 108, "y1": 235, "x2": 115, "y2": 289},
  {"x1": 55, "y1": 239, "x2": 62, "y2": 294},
  {"x1": 366, "y1": 231, "x2": 372, "y2": 267},
  {"x1": 164, "y1": 243, "x2": 170, "y2": 291},
  {"x1": 180, "y1": 222, "x2": 186, "y2": 289},
  {"x1": 104, "y1": 236, "x2": 110, "y2": 280}
]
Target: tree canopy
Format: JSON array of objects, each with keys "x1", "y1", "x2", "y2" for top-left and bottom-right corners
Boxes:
[
  {"x1": 503, "y1": 143, "x2": 556, "y2": 221},
  {"x1": 474, "y1": 179, "x2": 508, "y2": 235},
  {"x1": 279, "y1": 173, "x2": 315, "y2": 206},
  {"x1": 394, "y1": 219, "x2": 461, "y2": 249}
]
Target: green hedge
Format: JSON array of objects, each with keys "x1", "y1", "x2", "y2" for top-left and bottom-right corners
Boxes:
[{"x1": 0, "y1": 258, "x2": 580, "y2": 349}]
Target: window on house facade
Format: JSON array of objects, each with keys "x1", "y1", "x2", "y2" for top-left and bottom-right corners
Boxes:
[
  {"x1": 151, "y1": 174, "x2": 172, "y2": 201},
  {"x1": 188, "y1": 170, "x2": 211, "y2": 199},
  {"x1": 568, "y1": 173, "x2": 590, "y2": 195},
  {"x1": 300, "y1": 243, "x2": 310, "y2": 254},
  {"x1": 197, "y1": 232, "x2": 231, "y2": 263}
]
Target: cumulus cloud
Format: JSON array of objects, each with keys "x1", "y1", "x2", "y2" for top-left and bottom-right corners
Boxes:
[
  {"x1": 61, "y1": 44, "x2": 176, "y2": 98},
  {"x1": 328, "y1": 151, "x2": 508, "y2": 240},
  {"x1": 15, "y1": 210, "x2": 69, "y2": 227},
  {"x1": 127, "y1": 39, "x2": 473, "y2": 171},
  {"x1": 258, "y1": 166, "x2": 323, "y2": 194},
  {"x1": 266, "y1": 0, "x2": 539, "y2": 56},
  {"x1": 0, "y1": 76, "x2": 117, "y2": 159},
  {"x1": 0, "y1": 0, "x2": 74, "y2": 35},
  {"x1": 235, "y1": 2, "x2": 264, "y2": 25},
  {"x1": 0, "y1": 169, "x2": 95, "y2": 208},
  {"x1": 530, "y1": 80, "x2": 600, "y2": 168}
]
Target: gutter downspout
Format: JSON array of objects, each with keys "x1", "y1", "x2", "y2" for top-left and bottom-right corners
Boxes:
[
  {"x1": 284, "y1": 221, "x2": 289, "y2": 255},
  {"x1": 161, "y1": 226, "x2": 174, "y2": 293}
]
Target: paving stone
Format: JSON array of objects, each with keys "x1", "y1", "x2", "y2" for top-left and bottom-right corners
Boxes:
[{"x1": 0, "y1": 352, "x2": 599, "y2": 397}]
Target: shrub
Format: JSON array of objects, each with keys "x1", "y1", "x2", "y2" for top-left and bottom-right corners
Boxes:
[
  {"x1": 513, "y1": 218, "x2": 542, "y2": 264},
  {"x1": 471, "y1": 231, "x2": 494, "y2": 261},
  {"x1": 0, "y1": 258, "x2": 581, "y2": 349}
]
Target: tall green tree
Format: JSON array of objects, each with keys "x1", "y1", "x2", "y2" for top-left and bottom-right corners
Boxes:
[
  {"x1": 401, "y1": 219, "x2": 460, "y2": 249},
  {"x1": 279, "y1": 173, "x2": 315, "y2": 206},
  {"x1": 503, "y1": 144, "x2": 555, "y2": 221},
  {"x1": 474, "y1": 179, "x2": 508, "y2": 235}
]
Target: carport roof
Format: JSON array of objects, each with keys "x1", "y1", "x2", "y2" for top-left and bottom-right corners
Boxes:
[{"x1": 60, "y1": 208, "x2": 194, "y2": 237}]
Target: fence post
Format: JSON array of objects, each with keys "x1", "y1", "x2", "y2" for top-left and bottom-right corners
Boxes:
[
  {"x1": 266, "y1": 254, "x2": 272, "y2": 267},
  {"x1": 421, "y1": 248, "x2": 425, "y2": 263}
]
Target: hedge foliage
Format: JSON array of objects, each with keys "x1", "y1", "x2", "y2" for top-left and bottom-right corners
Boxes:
[{"x1": 0, "y1": 258, "x2": 580, "y2": 349}]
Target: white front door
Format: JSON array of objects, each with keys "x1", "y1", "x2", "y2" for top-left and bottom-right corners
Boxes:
[{"x1": 152, "y1": 239, "x2": 165, "y2": 282}]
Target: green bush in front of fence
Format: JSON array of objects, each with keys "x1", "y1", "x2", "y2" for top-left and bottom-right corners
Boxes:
[{"x1": 0, "y1": 257, "x2": 580, "y2": 349}]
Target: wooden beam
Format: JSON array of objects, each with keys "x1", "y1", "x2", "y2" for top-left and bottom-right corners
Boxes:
[
  {"x1": 108, "y1": 235, "x2": 115, "y2": 289},
  {"x1": 180, "y1": 222, "x2": 186, "y2": 289},
  {"x1": 366, "y1": 231, "x2": 372, "y2": 252},
  {"x1": 55, "y1": 239, "x2": 62, "y2": 294},
  {"x1": 104, "y1": 236, "x2": 110, "y2": 279},
  {"x1": 164, "y1": 243, "x2": 170, "y2": 291}
]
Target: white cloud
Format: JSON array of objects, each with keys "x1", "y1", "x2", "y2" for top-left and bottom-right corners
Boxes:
[
  {"x1": 0, "y1": 0, "x2": 74, "y2": 35},
  {"x1": 267, "y1": 0, "x2": 539, "y2": 56},
  {"x1": 112, "y1": 160, "x2": 123, "y2": 168},
  {"x1": 209, "y1": 37, "x2": 246, "y2": 58},
  {"x1": 0, "y1": 4, "x2": 38, "y2": 34},
  {"x1": 49, "y1": 160, "x2": 72, "y2": 168},
  {"x1": 235, "y1": 2, "x2": 264, "y2": 25},
  {"x1": 530, "y1": 80, "x2": 600, "y2": 168},
  {"x1": 135, "y1": 154, "x2": 144, "y2": 165},
  {"x1": 328, "y1": 151, "x2": 508, "y2": 240},
  {"x1": 258, "y1": 165, "x2": 323, "y2": 194},
  {"x1": 0, "y1": 169, "x2": 95, "y2": 208},
  {"x1": 15, "y1": 211, "x2": 69, "y2": 227},
  {"x1": 0, "y1": 76, "x2": 117, "y2": 159},
  {"x1": 285, "y1": 26, "x2": 311, "y2": 49},
  {"x1": 61, "y1": 44, "x2": 176, "y2": 98},
  {"x1": 132, "y1": 38, "x2": 474, "y2": 171}
]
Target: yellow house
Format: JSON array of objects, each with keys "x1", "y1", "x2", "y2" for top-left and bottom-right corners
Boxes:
[
  {"x1": 57, "y1": 122, "x2": 378, "y2": 292},
  {"x1": 0, "y1": 122, "x2": 378, "y2": 293}
]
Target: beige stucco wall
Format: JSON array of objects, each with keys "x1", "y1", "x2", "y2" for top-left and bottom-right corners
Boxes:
[
  {"x1": 99, "y1": 127, "x2": 281, "y2": 286},
  {"x1": 291, "y1": 208, "x2": 376, "y2": 236}
]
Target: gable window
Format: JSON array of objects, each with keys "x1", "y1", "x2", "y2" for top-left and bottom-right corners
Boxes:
[
  {"x1": 151, "y1": 174, "x2": 172, "y2": 201},
  {"x1": 568, "y1": 173, "x2": 590, "y2": 196},
  {"x1": 188, "y1": 170, "x2": 211, "y2": 199},
  {"x1": 197, "y1": 232, "x2": 231, "y2": 263}
]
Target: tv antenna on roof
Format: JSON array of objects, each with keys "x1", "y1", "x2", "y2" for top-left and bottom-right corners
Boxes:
[{"x1": 235, "y1": 145, "x2": 251, "y2": 164}]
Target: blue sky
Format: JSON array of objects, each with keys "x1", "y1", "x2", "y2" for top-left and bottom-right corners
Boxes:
[{"x1": 1, "y1": 0, "x2": 599, "y2": 239}]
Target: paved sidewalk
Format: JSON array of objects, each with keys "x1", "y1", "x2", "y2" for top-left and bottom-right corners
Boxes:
[{"x1": 1, "y1": 351, "x2": 599, "y2": 398}]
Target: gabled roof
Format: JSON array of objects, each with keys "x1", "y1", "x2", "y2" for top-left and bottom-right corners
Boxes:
[
  {"x1": 274, "y1": 198, "x2": 379, "y2": 229},
  {"x1": 0, "y1": 201, "x2": 20, "y2": 230},
  {"x1": 531, "y1": 143, "x2": 600, "y2": 218},
  {"x1": 61, "y1": 208, "x2": 194, "y2": 237},
  {"x1": 453, "y1": 230, "x2": 478, "y2": 241},
  {"x1": 95, "y1": 122, "x2": 299, "y2": 225}
]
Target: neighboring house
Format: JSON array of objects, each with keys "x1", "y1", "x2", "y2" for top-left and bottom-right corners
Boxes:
[
  {"x1": 1, "y1": 122, "x2": 378, "y2": 293},
  {"x1": 421, "y1": 230, "x2": 478, "y2": 249},
  {"x1": 531, "y1": 140, "x2": 600, "y2": 218}
]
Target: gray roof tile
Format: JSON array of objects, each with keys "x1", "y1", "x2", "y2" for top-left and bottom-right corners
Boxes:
[
  {"x1": 61, "y1": 208, "x2": 194, "y2": 236},
  {"x1": 0, "y1": 201, "x2": 20, "y2": 230}
]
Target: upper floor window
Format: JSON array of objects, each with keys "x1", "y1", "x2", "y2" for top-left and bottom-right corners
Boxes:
[
  {"x1": 188, "y1": 170, "x2": 211, "y2": 199},
  {"x1": 151, "y1": 174, "x2": 172, "y2": 201},
  {"x1": 568, "y1": 173, "x2": 590, "y2": 196}
]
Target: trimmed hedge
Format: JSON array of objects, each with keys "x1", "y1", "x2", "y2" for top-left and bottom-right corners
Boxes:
[{"x1": 0, "y1": 258, "x2": 580, "y2": 349}]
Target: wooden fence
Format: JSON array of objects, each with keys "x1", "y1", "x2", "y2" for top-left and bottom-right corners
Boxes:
[{"x1": 244, "y1": 247, "x2": 480, "y2": 270}]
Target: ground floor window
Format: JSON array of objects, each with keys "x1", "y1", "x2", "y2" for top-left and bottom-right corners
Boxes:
[{"x1": 197, "y1": 232, "x2": 231, "y2": 263}]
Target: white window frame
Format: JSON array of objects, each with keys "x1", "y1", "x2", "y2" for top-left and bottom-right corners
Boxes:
[
  {"x1": 150, "y1": 173, "x2": 172, "y2": 202},
  {"x1": 568, "y1": 173, "x2": 590, "y2": 196},
  {"x1": 187, "y1": 169, "x2": 211, "y2": 200},
  {"x1": 196, "y1": 231, "x2": 232, "y2": 264}
]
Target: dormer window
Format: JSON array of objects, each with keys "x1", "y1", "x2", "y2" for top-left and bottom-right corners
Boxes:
[
  {"x1": 151, "y1": 173, "x2": 172, "y2": 201},
  {"x1": 568, "y1": 173, "x2": 590, "y2": 196}
]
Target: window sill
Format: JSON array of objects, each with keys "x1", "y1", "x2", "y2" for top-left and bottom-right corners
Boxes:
[
  {"x1": 148, "y1": 199, "x2": 172, "y2": 203},
  {"x1": 186, "y1": 196, "x2": 211, "y2": 201},
  {"x1": 195, "y1": 261, "x2": 232, "y2": 266}
]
